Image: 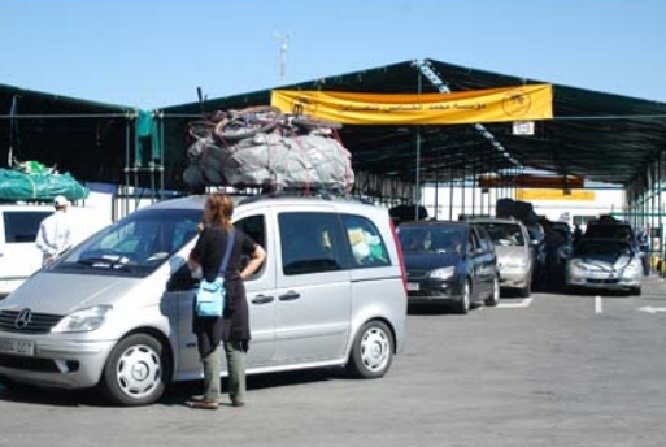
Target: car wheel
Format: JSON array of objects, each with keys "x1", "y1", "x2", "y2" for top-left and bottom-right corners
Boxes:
[
  {"x1": 486, "y1": 275, "x2": 501, "y2": 307},
  {"x1": 519, "y1": 282, "x2": 531, "y2": 298},
  {"x1": 347, "y1": 320, "x2": 393, "y2": 379},
  {"x1": 101, "y1": 333, "x2": 167, "y2": 406},
  {"x1": 630, "y1": 286, "x2": 641, "y2": 296},
  {"x1": 458, "y1": 280, "x2": 471, "y2": 314}
]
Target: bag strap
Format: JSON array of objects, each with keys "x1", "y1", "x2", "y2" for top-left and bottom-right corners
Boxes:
[{"x1": 217, "y1": 228, "x2": 235, "y2": 277}]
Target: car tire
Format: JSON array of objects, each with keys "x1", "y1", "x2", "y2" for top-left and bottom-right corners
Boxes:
[
  {"x1": 101, "y1": 333, "x2": 168, "y2": 406},
  {"x1": 458, "y1": 280, "x2": 471, "y2": 314},
  {"x1": 630, "y1": 286, "x2": 641, "y2": 296},
  {"x1": 519, "y1": 282, "x2": 531, "y2": 298},
  {"x1": 347, "y1": 320, "x2": 394, "y2": 379},
  {"x1": 486, "y1": 275, "x2": 501, "y2": 307}
]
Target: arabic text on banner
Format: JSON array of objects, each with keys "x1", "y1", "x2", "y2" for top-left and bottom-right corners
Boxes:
[{"x1": 270, "y1": 84, "x2": 553, "y2": 125}]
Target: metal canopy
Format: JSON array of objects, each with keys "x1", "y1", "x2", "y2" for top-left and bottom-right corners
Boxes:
[{"x1": 163, "y1": 58, "x2": 666, "y2": 187}]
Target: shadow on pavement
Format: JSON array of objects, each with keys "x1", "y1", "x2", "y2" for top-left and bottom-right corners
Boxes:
[{"x1": 0, "y1": 367, "x2": 342, "y2": 408}]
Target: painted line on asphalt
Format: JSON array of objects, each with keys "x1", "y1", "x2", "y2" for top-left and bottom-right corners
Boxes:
[
  {"x1": 497, "y1": 296, "x2": 533, "y2": 309},
  {"x1": 595, "y1": 295, "x2": 602, "y2": 314}
]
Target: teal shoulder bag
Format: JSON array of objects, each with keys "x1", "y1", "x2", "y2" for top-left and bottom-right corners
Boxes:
[{"x1": 195, "y1": 229, "x2": 235, "y2": 317}]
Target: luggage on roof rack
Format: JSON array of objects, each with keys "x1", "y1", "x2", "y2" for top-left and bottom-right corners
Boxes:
[
  {"x1": 0, "y1": 168, "x2": 89, "y2": 202},
  {"x1": 183, "y1": 107, "x2": 353, "y2": 192}
]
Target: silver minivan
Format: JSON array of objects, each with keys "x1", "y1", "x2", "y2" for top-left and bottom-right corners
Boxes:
[{"x1": 0, "y1": 195, "x2": 407, "y2": 405}]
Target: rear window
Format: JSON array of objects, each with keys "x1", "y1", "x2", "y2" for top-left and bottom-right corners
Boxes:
[
  {"x1": 341, "y1": 214, "x2": 391, "y2": 268},
  {"x1": 3, "y1": 211, "x2": 51, "y2": 243},
  {"x1": 474, "y1": 222, "x2": 525, "y2": 247}
]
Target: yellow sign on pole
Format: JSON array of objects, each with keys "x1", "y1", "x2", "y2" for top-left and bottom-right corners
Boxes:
[
  {"x1": 515, "y1": 189, "x2": 596, "y2": 201},
  {"x1": 270, "y1": 84, "x2": 553, "y2": 125}
]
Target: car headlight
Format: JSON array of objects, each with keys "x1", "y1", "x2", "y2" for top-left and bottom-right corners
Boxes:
[
  {"x1": 428, "y1": 266, "x2": 456, "y2": 280},
  {"x1": 51, "y1": 305, "x2": 113, "y2": 333},
  {"x1": 622, "y1": 261, "x2": 641, "y2": 277},
  {"x1": 570, "y1": 260, "x2": 588, "y2": 272}
]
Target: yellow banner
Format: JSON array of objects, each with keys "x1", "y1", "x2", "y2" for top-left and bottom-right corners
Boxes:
[
  {"x1": 270, "y1": 84, "x2": 553, "y2": 125},
  {"x1": 516, "y1": 189, "x2": 596, "y2": 201}
]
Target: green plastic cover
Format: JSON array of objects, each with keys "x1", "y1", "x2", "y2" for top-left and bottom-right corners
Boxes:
[{"x1": 0, "y1": 169, "x2": 90, "y2": 201}]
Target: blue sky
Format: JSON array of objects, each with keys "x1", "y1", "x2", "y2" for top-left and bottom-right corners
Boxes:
[{"x1": 1, "y1": 0, "x2": 665, "y2": 109}]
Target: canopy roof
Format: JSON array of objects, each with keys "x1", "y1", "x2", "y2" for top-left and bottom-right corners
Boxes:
[{"x1": 163, "y1": 58, "x2": 666, "y2": 186}]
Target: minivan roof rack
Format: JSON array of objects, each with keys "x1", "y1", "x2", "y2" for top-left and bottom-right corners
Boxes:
[{"x1": 237, "y1": 189, "x2": 375, "y2": 206}]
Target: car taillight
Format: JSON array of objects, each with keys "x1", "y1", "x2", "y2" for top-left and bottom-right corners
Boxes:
[{"x1": 389, "y1": 218, "x2": 407, "y2": 293}]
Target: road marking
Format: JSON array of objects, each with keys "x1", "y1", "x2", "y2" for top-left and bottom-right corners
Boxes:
[
  {"x1": 638, "y1": 306, "x2": 666, "y2": 314},
  {"x1": 497, "y1": 296, "x2": 533, "y2": 309},
  {"x1": 595, "y1": 295, "x2": 602, "y2": 313}
]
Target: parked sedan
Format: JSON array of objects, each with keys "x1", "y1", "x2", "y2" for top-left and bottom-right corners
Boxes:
[
  {"x1": 397, "y1": 221, "x2": 500, "y2": 313},
  {"x1": 565, "y1": 238, "x2": 641, "y2": 295}
]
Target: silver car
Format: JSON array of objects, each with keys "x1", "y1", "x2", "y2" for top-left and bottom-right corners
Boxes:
[
  {"x1": 0, "y1": 195, "x2": 407, "y2": 405},
  {"x1": 468, "y1": 218, "x2": 533, "y2": 298},
  {"x1": 565, "y1": 238, "x2": 641, "y2": 295}
]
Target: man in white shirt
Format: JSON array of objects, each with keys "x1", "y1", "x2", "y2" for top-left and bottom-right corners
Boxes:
[{"x1": 35, "y1": 195, "x2": 72, "y2": 266}]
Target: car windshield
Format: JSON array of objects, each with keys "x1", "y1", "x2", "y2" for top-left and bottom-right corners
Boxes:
[
  {"x1": 574, "y1": 240, "x2": 633, "y2": 257},
  {"x1": 398, "y1": 226, "x2": 466, "y2": 254},
  {"x1": 475, "y1": 222, "x2": 524, "y2": 247},
  {"x1": 51, "y1": 208, "x2": 202, "y2": 277}
]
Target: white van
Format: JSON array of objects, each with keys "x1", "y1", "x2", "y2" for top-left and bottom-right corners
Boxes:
[
  {"x1": 0, "y1": 195, "x2": 407, "y2": 405},
  {"x1": 0, "y1": 204, "x2": 111, "y2": 297}
]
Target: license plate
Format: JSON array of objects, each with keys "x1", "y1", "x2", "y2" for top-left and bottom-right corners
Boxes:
[
  {"x1": 0, "y1": 339, "x2": 35, "y2": 356},
  {"x1": 407, "y1": 282, "x2": 420, "y2": 291}
]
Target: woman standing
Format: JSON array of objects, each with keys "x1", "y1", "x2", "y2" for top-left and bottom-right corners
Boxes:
[{"x1": 187, "y1": 193, "x2": 266, "y2": 410}]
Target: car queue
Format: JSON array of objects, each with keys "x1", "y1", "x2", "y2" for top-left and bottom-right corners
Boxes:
[{"x1": 0, "y1": 194, "x2": 648, "y2": 407}]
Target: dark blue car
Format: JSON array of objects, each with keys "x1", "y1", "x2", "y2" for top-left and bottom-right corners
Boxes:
[{"x1": 398, "y1": 221, "x2": 500, "y2": 313}]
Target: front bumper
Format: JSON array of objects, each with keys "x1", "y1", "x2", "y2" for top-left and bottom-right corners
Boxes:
[
  {"x1": 0, "y1": 332, "x2": 115, "y2": 389},
  {"x1": 406, "y1": 277, "x2": 464, "y2": 304},
  {"x1": 567, "y1": 274, "x2": 640, "y2": 290},
  {"x1": 499, "y1": 269, "x2": 529, "y2": 289}
]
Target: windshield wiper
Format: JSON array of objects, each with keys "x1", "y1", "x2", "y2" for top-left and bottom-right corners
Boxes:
[{"x1": 76, "y1": 256, "x2": 136, "y2": 270}]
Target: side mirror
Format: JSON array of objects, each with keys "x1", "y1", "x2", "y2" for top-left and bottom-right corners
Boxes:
[{"x1": 166, "y1": 263, "x2": 200, "y2": 292}]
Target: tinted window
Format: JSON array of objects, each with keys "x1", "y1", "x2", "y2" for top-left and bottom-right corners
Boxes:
[
  {"x1": 234, "y1": 214, "x2": 266, "y2": 277},
  {"x1": 398, "y1": 226, "x2": 465, "y2": 254},
  {"x1": 341, "y1": 214, "x2": 390, "y2": 268},
  {"x1": 53, "y1": 208, "x2": 201, "y2": 277},
  {"x1": 475, "y1": 222, "x2": 525, "y2": 247},
  {"x1": 3, "y1": 211, "x2": 51, "y2": 243},
  {"x1": 279, "y1": 212, "x2": 346, "y2": 275}
]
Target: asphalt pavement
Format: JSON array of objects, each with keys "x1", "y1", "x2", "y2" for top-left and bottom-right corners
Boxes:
[{"x1": 1, "y1": 278, "x2": 666, "y2": 447}]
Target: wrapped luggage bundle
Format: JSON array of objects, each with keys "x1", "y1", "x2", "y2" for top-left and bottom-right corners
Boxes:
[
  {"x1": 495, "y1": 198, "x2": 537, "y2": 225},
  {"x1": 183, "y1": 106, "x2": 354, "y2": 192}
]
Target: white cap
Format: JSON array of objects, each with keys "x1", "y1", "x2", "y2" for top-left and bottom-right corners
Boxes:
[{"x1": 54, "y1": 195, "x2": 70, "y2": 207}]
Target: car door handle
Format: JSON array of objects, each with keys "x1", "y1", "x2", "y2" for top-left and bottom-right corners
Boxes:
[
  {"x1": 251, "y1": 295, "x2": 274, "y2": 304},
  {"x1": 279, "y1": 291, "x2": 301, "y2": 301}
]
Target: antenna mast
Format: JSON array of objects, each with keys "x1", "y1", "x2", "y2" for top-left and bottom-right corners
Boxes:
[{"x1": 274, "y1": 32, "x2": 290, "y2": 84}]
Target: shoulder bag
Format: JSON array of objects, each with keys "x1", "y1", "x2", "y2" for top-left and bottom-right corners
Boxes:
[{"x1": 195, "y1": 229, "x2": 235, "y2": 317}]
